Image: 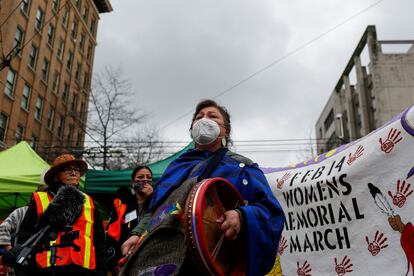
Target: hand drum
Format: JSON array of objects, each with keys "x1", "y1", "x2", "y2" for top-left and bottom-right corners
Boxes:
[{"x1": 184, "y1": 177, "x2": 246, "y2": 276}]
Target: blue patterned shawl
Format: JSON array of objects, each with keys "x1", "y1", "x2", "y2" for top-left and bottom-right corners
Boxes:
[{"x1": 149, "y1": 149, "x2": 285, "y2": 275}]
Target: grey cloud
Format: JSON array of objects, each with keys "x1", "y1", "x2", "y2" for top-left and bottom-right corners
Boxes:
[{"x1": 93, "y1": 0, "x2": 414, "y2": 166}]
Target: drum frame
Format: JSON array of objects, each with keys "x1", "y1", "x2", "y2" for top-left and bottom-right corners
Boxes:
[{"x1": 185, "y1": 177, "x2": 245, "y2": 276}]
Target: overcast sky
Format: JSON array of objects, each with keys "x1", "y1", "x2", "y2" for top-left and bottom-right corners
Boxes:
[{"x1": 92, "y1": 0, "x2": 414, "y2": 167}]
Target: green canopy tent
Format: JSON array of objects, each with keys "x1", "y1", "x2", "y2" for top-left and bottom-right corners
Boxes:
[
  {"x1": 84, "y1": 143, "x2": 194, "y2": 193},
  {"x1": 0, "y1": 141, "x2": 87, "y2": 219},
  {"x1": 0, "y1": 141, "x2": 50, "y2": 219},
  {"x1": 84, "y1": 143, "x2": 194, "y2": 214}
]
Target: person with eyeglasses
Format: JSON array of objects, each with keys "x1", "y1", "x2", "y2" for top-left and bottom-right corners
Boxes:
[
  {"x1": 105, "y1": 166, "x2": 153, "y2": 274},
  {"x1": 14, "y1": 154, "x2": 106, "y2": 276}
]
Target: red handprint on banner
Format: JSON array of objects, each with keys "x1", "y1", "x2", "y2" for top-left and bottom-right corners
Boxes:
[
  {"x1": 297, "y1": 260, "x2": 311, "y2": 276},
  {"x1": 277, "y1": 236, "x2": 287, "y2": 256},
  {"x1": 365, "y1": 230, "x2": 388, "y2": 256},
  {"x1": 276, "y1": 172, "x2": 291, "y2": 189},
  {"x1": 346, "y1": 145, "x2": 364, "y2": 165},
  {"x1": 334, "y1": 256, "x2": 353, "y2": 276},
  {"x1": 379, "y1": 128, "x2": 402, "y2": 154},
  {"x1": 388, "y1": 180, "x2": 413, "y2": 208}
]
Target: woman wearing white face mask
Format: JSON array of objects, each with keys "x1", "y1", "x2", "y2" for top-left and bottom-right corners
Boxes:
[{"x1": 120, "y1": 99, "x2": 285, "y2": 276}]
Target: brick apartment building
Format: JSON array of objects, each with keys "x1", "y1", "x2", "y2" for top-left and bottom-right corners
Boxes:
[
  {"x1": 0, "y1": 0, "x2": 112, "y2": 162},
  {"x1": 315, "y1": 25, "x2": 414, "y2": 154}
]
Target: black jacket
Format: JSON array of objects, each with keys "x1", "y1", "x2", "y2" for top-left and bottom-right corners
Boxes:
[
  {"x1": 16, "y1": 185, "x2": 106, "y2": 276},
  {"x1": 105, "y1": 186, "x2": 152, "y2": 269}
]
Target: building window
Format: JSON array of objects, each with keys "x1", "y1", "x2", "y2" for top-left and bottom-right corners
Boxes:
[
  {"x1": 90, "y1": 18, "x2": 96, "y2": 35},
  {"x1": 47, "y1": 24, "x2": 55, "y2": 46},
  {"x1": 62, "y1": 6, "x2": 69, "y2": 27},
  {"x1": 28, "y1": 44, "x2": 38, "y2": 69},
  {"x1": 86, "y1": 44, "x2": 92, "y2": 63},
  {"x1": 79, "y1": 33, "x2": 85, "y2": 53},
  {"x1": 51, "y1": 71, "x2": 60, "y2": 93},
  {"x1": 52, "y1": 0, "x2": 59, "y2": 13},
  {"x1": 76, "y1": 132, "x2": 81, "y2": 147},
  {"x1": 67, "y1": 124, "x2": 73, "y2": 146},
  {"x1": 21, "y1": 0, "x2": 30, "y2": 15},
  {"x1": 82, "y1": 4, "x2": 89, "y2": 21},
  {"x1": 71, "y1": 20, "x2": 78, "y2": 40},
  {"x1": 62, "y1": 81, "x2": 68, "y2": 102},
  {"x1": 326, "y1": 133, "x2": 337, "y2": 151},
  {"x1": 47, "y1": 106, "x2": 55, "y2": 130},
  {"x1": 0, "y1": 113, "x2": 8, "y2": 142},
  {"x1": 83, "y1": 72, "x2": 89, "y2": 89},
  {"x1": 4, "y1": 69, "x2": 16, "y2": 97},
  {"x1": 41, "y1": 58, "x2": 50, "y2": 82},
  {"x1": 34, "y1": 97, "x2": 43, "y2": 121},
  {"x1": 324, "y1": 109, "x2": 334, "y2": 131},
  {"x1": 66, "y1": 50, "x2": 73, "y2": 70},
  {"x1": 74, "y1": 62, "x2": 81, "y2": 81},
  {"x1": 57, "y1": 38, "x2": 65, "y2": 59},
  {"x1": 30, "y1": 135, "x2": 38, "y2": 149},
  {"x1": 13, "y1": 26, "x2": 24, "y2": 50},
  {"x1": 80, "y1": 102, "x2": 85, "y2": 120},
  {"x1": 71, "y1": 94, "x2": 78, "y2": 112},
  {"x1": 57, "y1": 116, "x2": 65, "y2": 138},
  {"x1": 16, "y1": 125, "x2": 24, "y2": 143},
  {"x1": 35, "y1": 8, "x2": 44, "y2": 31},
  {"x1": 21, "y1": 83, "x2": 31, "y2": 110}
]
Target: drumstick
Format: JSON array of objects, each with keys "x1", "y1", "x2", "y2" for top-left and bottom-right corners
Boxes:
[
  {"x1": 210, "y1": 199, "x2": 240, "y2": 261},
  {"x1": 210, "y1": 184, "x2": 226, "y2": 217},
  {"x1": 118, "y1": 234, "x2": 145, "y2": 268},
  {"x1": 208, "y1": 185, "x2": 226, "y2": 261},
  {"x1": 211, "y1": 234, "x2": 225, "y2": 261}
]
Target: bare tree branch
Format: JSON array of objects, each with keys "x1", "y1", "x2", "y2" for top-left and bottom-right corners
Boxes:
[{"x1": 81, "y1": 65, "x2": 162, "y2": 170}]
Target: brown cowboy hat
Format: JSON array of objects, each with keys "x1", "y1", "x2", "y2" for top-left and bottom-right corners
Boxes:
[{"x1": 44, "y1": 154, "x2": 88, "y2": 185}]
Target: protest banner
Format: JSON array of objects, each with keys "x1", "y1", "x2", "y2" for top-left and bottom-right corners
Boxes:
[{"x1": 264, "y1": 104, "x2": 414, "y2": 275}]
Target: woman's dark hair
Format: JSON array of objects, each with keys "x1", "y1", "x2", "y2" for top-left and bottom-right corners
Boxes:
[
  {"x1": 191, "y1": 99, "x2": 232, "y2": 146},
  {"x1": 131, "y1": 165, "x2": 152, "y2": 180}
]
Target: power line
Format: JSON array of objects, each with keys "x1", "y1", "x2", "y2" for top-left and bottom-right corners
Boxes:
[
  {"x1": 0, "y1": 0, "x2": 25, "y2": 28},
  {"x1": 17, "y1": 1, "x2": 69, "y2": 60},
  {"x1": 0, "y1": 0, "x2": 68, "y2": 72},
  {"x1": 1, "y1": 137, "x2": 346, "y2": 153},
  {"x1": 0, "y1": 0, "x2": 21, "y2": 63},
  {"x1": 1, "y1": 136, "x2": 344, "y2": 144},
  {"x1": 0, "y1": 1, "x2": 95, "y2": 145},
  {"x1": 1, "y1": 126, "x2": 360, "y2": 145},
  {"x1": 160, "y1": 0, "x2": 384, "y2": 130},
  {"x1": 0, "y1": 67, "x2": 88, "y2": 145},
  {"x1": 1, "y1": 1, "x2": 368, "y2": 157}
]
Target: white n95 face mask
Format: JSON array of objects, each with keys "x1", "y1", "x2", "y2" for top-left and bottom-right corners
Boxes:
[{"x1": 191, "y1": 118, "x2": 221, "y2": 145}]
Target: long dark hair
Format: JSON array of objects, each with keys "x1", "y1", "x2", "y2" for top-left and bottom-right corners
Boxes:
[{"x1": 131, "y1": 165, "x2": 153, "y2": 180}]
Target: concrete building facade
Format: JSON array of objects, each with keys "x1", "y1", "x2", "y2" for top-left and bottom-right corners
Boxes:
[
  {"x1": 0, "y1": 0, "x2": 112, "y2": 162},
  {"x1": 315, "y1": 25, "x2": 414, "y2": 154}
]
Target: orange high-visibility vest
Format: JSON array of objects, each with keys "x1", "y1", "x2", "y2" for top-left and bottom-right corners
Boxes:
[
  {"x1": 106, "y1": 199, "x2": 128, "y2": 242},
  {"x1": 32, "y1": 191, "x2": 96, "y2": 269}
]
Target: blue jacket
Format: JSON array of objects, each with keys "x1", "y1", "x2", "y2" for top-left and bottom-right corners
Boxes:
[{"x1": 150, "y1": 149, "x2": 285, "y2": 275}]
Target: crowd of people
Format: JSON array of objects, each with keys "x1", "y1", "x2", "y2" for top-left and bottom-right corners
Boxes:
[{"x1": 0, "y1": 99, "x2": 285, "y2": 276}]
